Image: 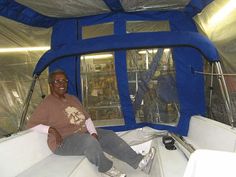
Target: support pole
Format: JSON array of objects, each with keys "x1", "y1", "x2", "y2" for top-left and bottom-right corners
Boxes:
[
  {"x1": 18, "y1": 74, "x2": 38, "y2": 131},
  {"x1": 208, "y1": 63, "x2": 214, "y2": 118},
  {"x1": 215, "y1": 62, "x2": 234, "y2": 127}
]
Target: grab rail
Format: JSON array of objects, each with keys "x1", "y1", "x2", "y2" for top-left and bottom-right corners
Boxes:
[
  {"x1": 18, "y1": 74, "x2": 38, "y2": 131},
  {"x1": 170, "y1": 133, "x2": 195, "y2": 159}
]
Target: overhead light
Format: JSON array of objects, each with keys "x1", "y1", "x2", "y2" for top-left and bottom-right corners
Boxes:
[
  {"x1": 138, "y1": 48, "x2": 170, "y2": 55},
  {"x1": 208, "y1": 0, "x2": 236, "y2": 27},
  {"x1": 0, "y1": 47, "x2": 114, "y2": 60},
  {"x1": 138, "y1": 49, "x2": 158, "y2": 54},
  {"x1": 164, "y1": 48, "x2": 170, "y2": 53},
  {"x1": 0, "y1": 46, "x2": 50, "y2": 53},
  {"x1": 81, "y1": 54, "x2": 113, "y2": 59}
]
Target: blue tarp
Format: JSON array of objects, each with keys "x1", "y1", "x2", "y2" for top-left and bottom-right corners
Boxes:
[
  {"x1": 0, "y1": 0, "x2": 218, "y2": 135},
  {"x1": 32, "y1": 11, "x2": 219, "y2": 135},
  {"x1": 0, "y1": 0, "x2": 213, "y2": 27},
  {"x1": 34, "y1": 31, "x2": 219, "y2": 75},
  {"x1": 0, "y1": 0, "x2": 57, "y2": 27}
]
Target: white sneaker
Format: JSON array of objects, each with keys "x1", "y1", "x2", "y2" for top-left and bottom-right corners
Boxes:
[
  {"x1": 138, "y1": 147, "x2": 156, "y2": 171},
  {"x1": 102, "y1": 166, "x2": 126, "y2": 177}
]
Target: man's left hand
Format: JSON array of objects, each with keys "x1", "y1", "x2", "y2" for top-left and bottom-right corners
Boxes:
[{"x1": 91, "y1": 133, "x2": 98, "y2": 140}]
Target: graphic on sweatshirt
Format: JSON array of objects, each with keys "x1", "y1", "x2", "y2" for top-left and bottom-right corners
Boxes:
[{"x1": 64, "y1": 106, "x2": 86, "y2": 125}]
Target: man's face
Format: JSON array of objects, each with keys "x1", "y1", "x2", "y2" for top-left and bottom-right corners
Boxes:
[{"x1": 50, "y1": 73, "x2": 68, "y2": 98}]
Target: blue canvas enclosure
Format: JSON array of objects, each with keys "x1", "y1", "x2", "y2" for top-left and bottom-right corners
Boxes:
[
  {"x1": 31, "y1": 12, "x2": 219, "y2": 135},
  {"x1": 0, "y1": 0, "x2": 220, "y2": 136},
  {"x1": 0, "y1": 0, "x2": 213, "y2": 27}
]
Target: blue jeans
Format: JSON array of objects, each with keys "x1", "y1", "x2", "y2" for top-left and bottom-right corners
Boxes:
[{"x1": 55, "y1": 128, "x2": 143, "y2": 172}]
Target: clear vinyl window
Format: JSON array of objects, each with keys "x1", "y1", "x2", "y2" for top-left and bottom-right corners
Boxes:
[
  {"x1": 82, "y1": 22, "x2": 114, "y2": 39},
  {"x1": 127, "y1": 48, "x2": 180, "y2": 126},
  {"x1": 80, "y1": 52, "x2": 123, "y2": 126}
]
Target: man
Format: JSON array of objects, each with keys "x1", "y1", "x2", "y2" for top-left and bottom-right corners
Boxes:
[{"x1": 27, "y1": 69, "x2": 156, "y2": 177}]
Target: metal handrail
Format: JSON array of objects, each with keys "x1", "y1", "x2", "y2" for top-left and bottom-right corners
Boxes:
[
  {"x1": 170, "y1": 133, "x2": 195, "y2": 160},
  {"x1": 215, "y1": 62, "x2": 234, "y2": 127},
  {"x1": 18, "y1": 74, "x2": 38, "y2": 131},
  {"x1": 193, "y1": 61, "x2": 235, "y2": 128}
]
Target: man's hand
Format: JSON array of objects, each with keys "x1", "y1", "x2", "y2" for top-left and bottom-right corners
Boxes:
[
  {"x1": 49, "y1": 127, "x2": 63, "y2": 145},
  {"x1": 91, "y1": 133, "x2": 98, "y2": 140}
]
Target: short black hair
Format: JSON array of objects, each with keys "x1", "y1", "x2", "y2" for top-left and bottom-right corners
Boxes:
[{"x1": 48, "y1": 69, "x2": 67, "y2": 83}]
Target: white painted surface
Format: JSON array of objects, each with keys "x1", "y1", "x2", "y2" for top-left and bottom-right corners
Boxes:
[
  {"x1": 6, "y1": 118, "x2": 236, "y2": 177},
  {"x1": 0, "y1": 127, "x2": 188, "y2": 177},
  {"x1": 0, "y1": 130, "x2": 52, "y2": 177},
  {"x1": 183, "y1": 149, "x2": 236, "y2": 177},
  {"x1": 155, "y1": 138, "x2": 188, "y2": 177},
  {"x1": 185, "y1": 115, "x2": 236, "y2": 152}
]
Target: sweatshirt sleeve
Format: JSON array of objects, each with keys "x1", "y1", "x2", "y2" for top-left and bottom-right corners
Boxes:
[
  {"x1": 85, "y1": 118, "x2": 97, "y2": 135},
  {"x1": 30, "y1": 124, "x2": 50, "y2": 134}
]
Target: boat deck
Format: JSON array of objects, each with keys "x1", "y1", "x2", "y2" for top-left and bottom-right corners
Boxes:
[
  {"x1": 3, "y1": 115, "x2": 236, "y2": 177},
  {"x1": 0, "y1": 127, "x2": 188, "y2": 177}
]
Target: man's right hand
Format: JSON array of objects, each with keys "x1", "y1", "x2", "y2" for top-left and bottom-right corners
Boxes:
[{"x1": 48, "y1": 127, "x2": 63, "y2": 145}]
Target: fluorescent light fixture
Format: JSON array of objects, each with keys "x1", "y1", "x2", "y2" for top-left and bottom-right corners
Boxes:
[
  {"x1": 164, "y1": 48, "x2": 170, "y2": 53},
  {"x1": 138, "y1": 48, "x2": 170, "y2": 54},
  {"x1": 0, "y1": 46, "x2": 50, "y2": 53},
  {"x1": 81, "y1": 54, "x2": 113, "y2": 59},
  {"x1": 208, "y1": 0, "x2": 236, "y2": 26},
  {"x1": 138, "y1": 49, "x2": 158, "y2": 54}
]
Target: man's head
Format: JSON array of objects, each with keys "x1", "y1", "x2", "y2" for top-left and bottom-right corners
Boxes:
[{"x1": 48, "y1": 69, "x2": 68, "y2": 98}]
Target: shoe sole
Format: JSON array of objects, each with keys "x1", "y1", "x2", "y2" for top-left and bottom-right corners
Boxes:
[{"x1": 142, "y1": 147, "x2": 156, "y2": 174}]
